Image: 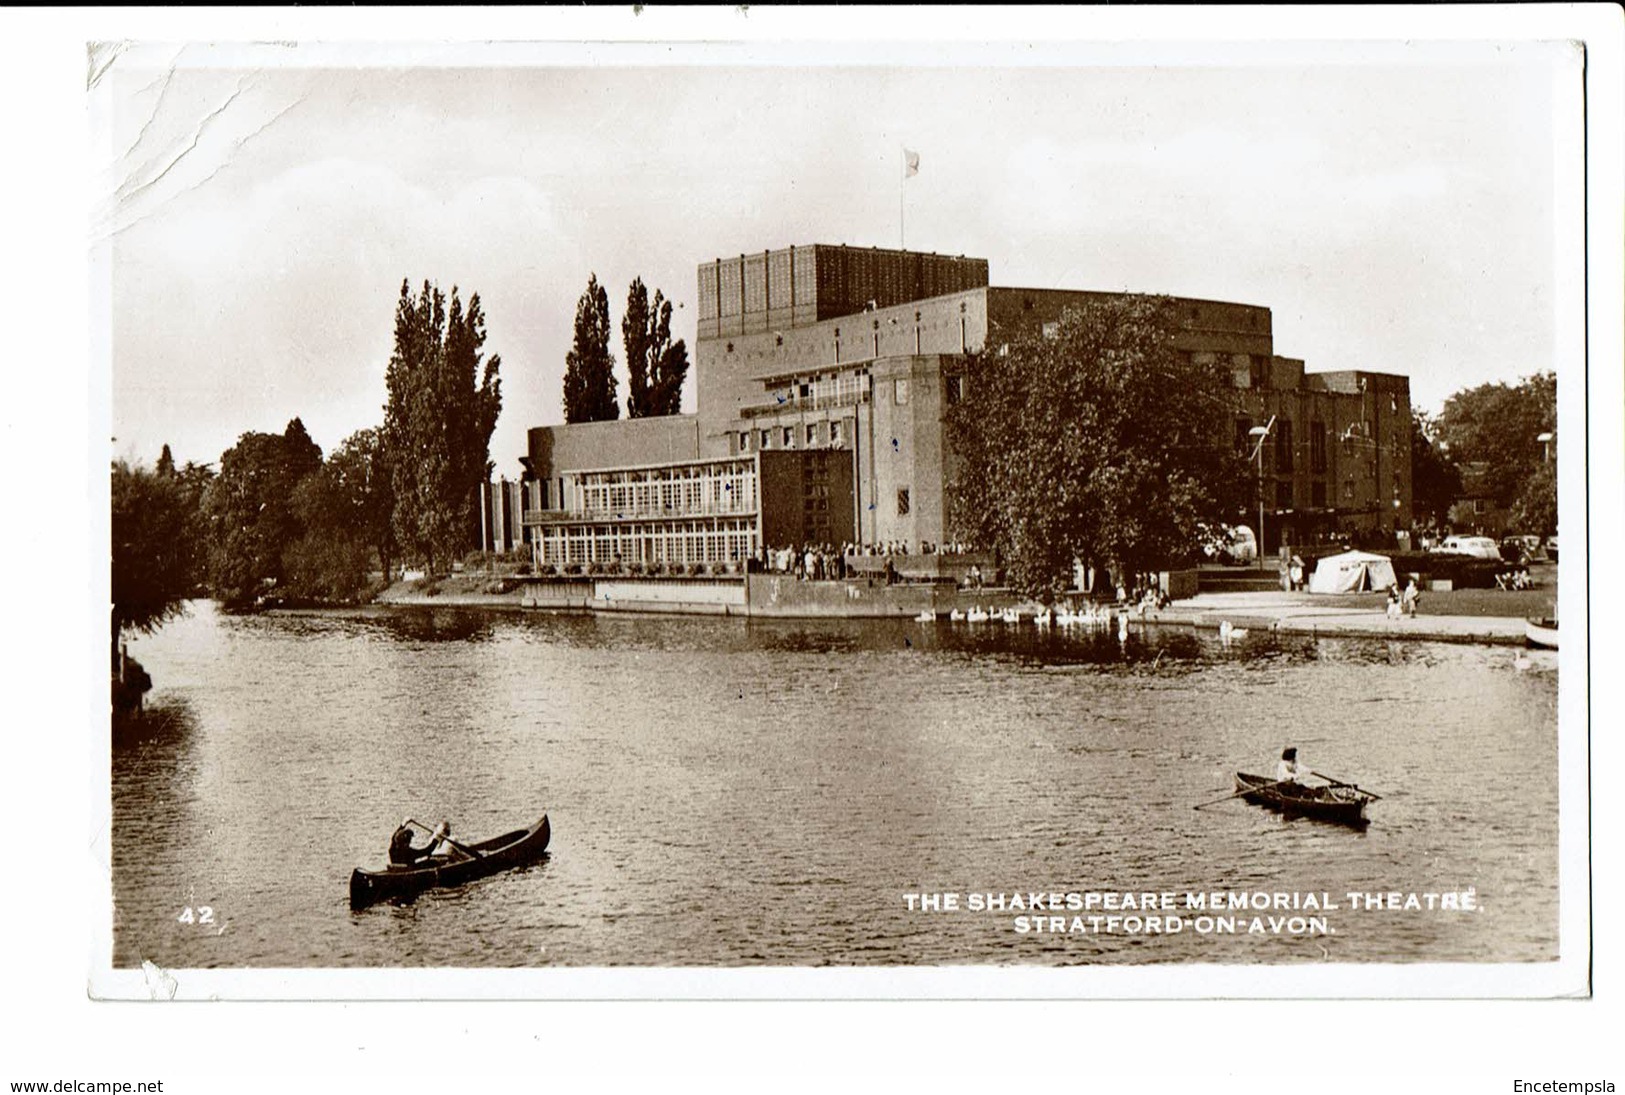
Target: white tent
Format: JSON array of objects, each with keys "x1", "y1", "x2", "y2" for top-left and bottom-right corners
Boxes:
[{"x1": 1307, "y1": 550, "x2": 1397, "y2": 594}]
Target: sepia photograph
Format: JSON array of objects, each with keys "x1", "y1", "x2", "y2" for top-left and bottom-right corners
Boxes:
[
  {"x1": 89, "y1": 26, "x2": 1596, "y2": 997},
  {"x1": 7, "y1": 3, "x2": 1619, "y2": 1087}
]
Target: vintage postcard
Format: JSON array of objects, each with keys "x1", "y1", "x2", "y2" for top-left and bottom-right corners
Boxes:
[{"x1": 79, "y1": 9, "x2": 1608, "y2": 1021}]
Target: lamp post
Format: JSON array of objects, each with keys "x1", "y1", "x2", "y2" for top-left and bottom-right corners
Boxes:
[
  {"x1": 1248, "y1": 417, "x2": 1276, "y2": 571},
  {"x1": 1537, "y1": 431, "x2": 1554, "y2": 463}
]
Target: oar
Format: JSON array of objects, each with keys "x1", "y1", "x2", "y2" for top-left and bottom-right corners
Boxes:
[
  {"x1": 1310, "y1": 772, "x2": 1384, "y2": 800},
  {"x1": 405, "y1": 817, "x2": 484, "y2": 858},
  {"x1": 1194, "y1": 777, "x2": 1292, "y2": 810}
]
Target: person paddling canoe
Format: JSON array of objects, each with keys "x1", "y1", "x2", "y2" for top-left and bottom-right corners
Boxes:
[
  {"x1": 427, "y1": 821, "x2": 473, "y2": 862},
  {"x1": 389, "y1": 818, "x2": 437, "y2": 866},
  {"x1": 388, "y1": 818, "x2": 471, "y2": 865}
]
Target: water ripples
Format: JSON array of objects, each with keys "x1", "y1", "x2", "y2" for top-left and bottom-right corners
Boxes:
[{"x1": 112, "y1": 602, "x2": 1558, "y2": 969}]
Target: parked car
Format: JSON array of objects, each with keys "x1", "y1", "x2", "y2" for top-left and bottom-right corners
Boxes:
[
  {"x1": 1199, "y1": 524, "x2": 1257, "y2": 565},
  {"x1": 1432, "y1": 535, "x2": 1503, "y2": 561},
  {"x1": 1546, "y1": 534, "x2": 1558, "y2": 563},
  {"x1": 1223, "y1": 525, "x2": 1258, "y2": 565}
]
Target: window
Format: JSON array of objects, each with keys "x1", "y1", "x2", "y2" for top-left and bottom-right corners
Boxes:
[
  {"x1": 806, "y1": 422, "x2": 819, "y2": 446},
  {"x1": 830, "y1": 419, "x2": 844, "y2": 444},
  {"x1": 1311, "y1": 481, "x2": 1327, "y2": 508},
  {"x1": 739, "y1": 431, "x2": 751, "y2": 452},
  {"x1": 894, "y1": 378, "x2": 911, "y2": 405},
  {"x1": 1275, "y1": 480, "x2": 1294, "y2": 509},
  {"x1": 782, "y1": 427, "x2": 794, "y2": 448},
  {"x1": 1274, "y1": 419, "x2": 1294, "y2": 472},
  {"x1": 760, "y1": 429, "x2": 771, "y2": 449},
  {"x1": 1234, "y1": 417, "x2": 1254, "y2": 456},
  {"x1": 1310, "y1": 421, "x2": 1327, "y2": 474},
  {"x1": 897, "y1": 488, "x2": 911, "y2": 516},
  {"x1": 945, "y1": 375, "x2": 963, "y2": 405}
]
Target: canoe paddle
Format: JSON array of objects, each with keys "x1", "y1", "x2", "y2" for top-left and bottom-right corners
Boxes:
[
  {"x1": 1310, "y1": 772, "x2": 1384, "y2": 800},
  {"x1": 405, "y1": 817, "x2": 484, "y2": 859},
  {"x1": 1193, "y1": 778, "x2": 1293, "y2": 810}
]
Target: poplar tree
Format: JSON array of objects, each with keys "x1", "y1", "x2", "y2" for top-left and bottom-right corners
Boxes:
[
  {"x1": 563, "y1": 274, "x2": 618, "y2": 423},
  {"x1": 623, "y1": 277, "x2": 690, "y2": 418},
  {"x1": 383, "y1": 279, "x2": 503, "y2": 573}
]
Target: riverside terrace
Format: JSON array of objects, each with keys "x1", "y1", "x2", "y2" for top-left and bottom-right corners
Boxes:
[{"x1": 376, "y1": 558, "x2": 1555, "y2": 646}]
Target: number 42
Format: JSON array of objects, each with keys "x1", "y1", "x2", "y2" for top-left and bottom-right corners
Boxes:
[{"x1": 177, "y1": 905, "x2": 215, "y2": 925}]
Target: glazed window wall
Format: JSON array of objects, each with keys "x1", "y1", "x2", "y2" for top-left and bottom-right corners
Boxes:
[
  {"x1": 534, "y1": 517, "x2": 759, "y2": 568},
  {"x1": 568, "y1": 461, "x2": 758, "y2": 520}
]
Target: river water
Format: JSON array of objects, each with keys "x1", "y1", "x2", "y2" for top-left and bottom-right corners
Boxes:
[{"x1": 111, "y1": 600, "x2": 1559, "y2": 969}]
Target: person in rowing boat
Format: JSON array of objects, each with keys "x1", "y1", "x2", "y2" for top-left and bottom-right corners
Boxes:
[
  {"x1": 1275, "y1": 747, "x2": 1310, "y2": 786},
  {"x1": 427, "y1": 821, "x2": 473, "y2": 862}
]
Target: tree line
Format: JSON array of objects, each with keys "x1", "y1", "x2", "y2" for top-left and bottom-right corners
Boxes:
[{"x1": 113, "y1": 271, "x2": 692, "y2": 654}]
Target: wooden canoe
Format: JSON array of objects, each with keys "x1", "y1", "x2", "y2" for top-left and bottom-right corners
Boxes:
[
  {"x1": 1234, "y1": 773, "x2": 1372, "y2": 829},
  {"x1": 1525, "y1": 617, "x2": 1558, "y2": 649},
  {"x1": 349, "y1": 815, "x2": 550, "y2": 909}
]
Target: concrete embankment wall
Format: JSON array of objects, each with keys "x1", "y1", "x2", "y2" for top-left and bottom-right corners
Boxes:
[
  {"x1": 593, "y1": 579, "x2": 746, "y2": 616},
  {"x1": 510, "y1": 574, "x2": 1008, "y2": 618}
]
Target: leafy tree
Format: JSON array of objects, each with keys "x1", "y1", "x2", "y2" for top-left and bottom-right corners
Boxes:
[
  {"x1": 945, "y1": 296, "x2": 1251, "y2": 599},
  {"x1": 1435, "y1": 372, "x2": 1556, "y2": 511},
  {"x1": 283, "y1": 466, "x2": 374, "y2": 604},
  {"x1": 111, "y1": 457, "x2": 193, "y2": 648},
  {"x1": 563, "y1": 273, "x2": 618, "y2": 423},
  {"x1": 1409, "y1": 411, "x2": 1462, "y2": 526},
  {"x1": 623, "y1": 277, "x2": 690, "y2": 418},
  {"x1": 1512, "y1": 458, "x2": 1558, "y2": 536},
  {"x1": 383, "y1": 280, "x2": 503, "y2": 573},
  {"x1": 201, "y1": 418, "x2": 323, "y2": 609},
  {"x1": 331, "y1": 427, "x2": 396, "y2": 580}
]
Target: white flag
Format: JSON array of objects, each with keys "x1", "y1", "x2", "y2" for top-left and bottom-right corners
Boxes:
[{"x1": 903, "y1": 148, "x2": 920, "y2": 178}]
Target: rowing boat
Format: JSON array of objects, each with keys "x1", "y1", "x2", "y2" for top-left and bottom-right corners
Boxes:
[
  {"x1": 1525, "y1": 617, "x2": 1558, "y2": 650},
  {"x1": 1233, "y1": 773, "x2": 1372, "y2": 828},
  {"x1": 349, "y1": 814, "x2": 551, "y2": 909}
]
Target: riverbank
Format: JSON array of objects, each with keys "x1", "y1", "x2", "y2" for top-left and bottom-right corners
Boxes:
[
  {"x1": 1133, "y1": 591, "x2": 1534, "y2": 646},
  {"x1": 368, "y1": 573, "x2": 1552, "y2": 646}
]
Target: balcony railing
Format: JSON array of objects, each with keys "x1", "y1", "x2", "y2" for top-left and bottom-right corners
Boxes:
[{"x1": 739, "y1": 389, "x2": 871, "y2": 419}]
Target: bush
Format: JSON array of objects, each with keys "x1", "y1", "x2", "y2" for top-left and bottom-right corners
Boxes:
[
  {"x1": 461, "y1": 549, "x2": 492, "y2": 572},
  {"x1": 563, "y1": 562, "x2": 583, "y2": 576},
  {"x1": 515, "y1": 563, "x2": 532, "y2": 576},
  {"x1": 482, "y1": 578, "x2": 517, "y2": 595},
  {"x1": 687, "y1": 563, "x2": 706, "y2": 577},
  {"x1": 538, "y1": 563, "x2": 557, "y2": 577}
]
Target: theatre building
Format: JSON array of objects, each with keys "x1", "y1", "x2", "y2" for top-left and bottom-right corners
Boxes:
[{"x1": 521, "y1": 243, "x2": 1411, "y2": 567}]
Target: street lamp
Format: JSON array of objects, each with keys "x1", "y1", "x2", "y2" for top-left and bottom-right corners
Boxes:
[
  {"x1": 1537, "y1": 432, "x2": 1554, "y2": 463},
  {"x1": 1248, "y1": 416, "x2": 1277, "y2": 571}
]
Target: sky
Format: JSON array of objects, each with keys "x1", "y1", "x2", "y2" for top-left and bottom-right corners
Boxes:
[{"x1": 96, "y1": 34, "x2": 1574, "y2": 479}]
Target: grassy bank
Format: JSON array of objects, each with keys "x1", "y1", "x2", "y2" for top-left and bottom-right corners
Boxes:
[{"x1": 1330, "y1": 560, "x2": 1556, "y2": 619}]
